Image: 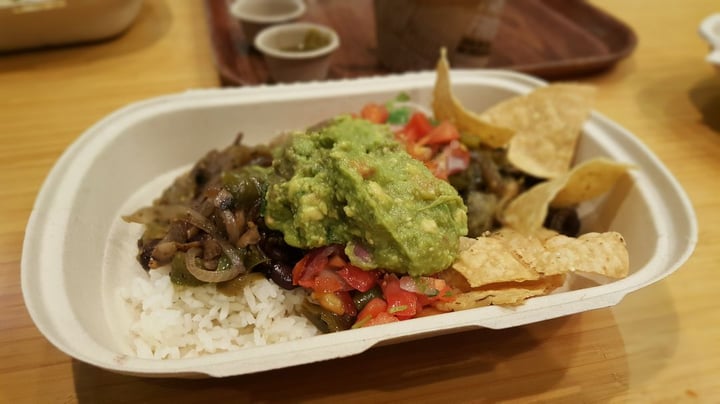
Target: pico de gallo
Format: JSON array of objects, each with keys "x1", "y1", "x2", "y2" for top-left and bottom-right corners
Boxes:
[{"x1": 291, "y1": 99, "x2": 471, "y2": 331}]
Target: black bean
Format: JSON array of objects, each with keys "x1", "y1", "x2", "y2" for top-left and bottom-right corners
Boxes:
[
  {"x1": 266, "y1": 261, "x2": 295, "y2": 290},
  {"x1": 259, "y1": 231, "x2": 303, "y2": 263},
  {"x1": 544, "y1": 208, "x2": 581, "y2": 237},
  {"x1": 137, "y1": 238, "x2": 160, "y2": 270}
]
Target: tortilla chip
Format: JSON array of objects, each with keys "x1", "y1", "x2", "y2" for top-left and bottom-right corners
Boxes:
[
  {"x1": 501, "y1": 179, "x2": 567, "y2": 236},
  {"x1": 536, "y1": 231, "x2": 629, "y2": 278},
  {"x1": 551, "y1": 159, "x2": 636, "y2": 208},
  {"x1": 479, "y1": 84, "x2": 595, "y2": 179},
  {"x1": 451, "y1": 228, "x2": 629, "y2": 288},
  {"x1": 502, "y1": 158, "x2": 634, "y2": 233},
  {"x1": 452, "y1": 235, "x2": 543, "y2": 287},
  {"x1": 432, "y1": 49, "x2": 515, "y2": 148},
  {"x1": 436, "y1": 267, "x2": 473, "y2": 292},
  {"x1": 436, "y1": 275, "x2": 566, "y2": 310}
]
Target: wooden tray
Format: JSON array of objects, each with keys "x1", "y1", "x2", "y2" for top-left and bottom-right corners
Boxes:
[{"x1": 204, "y1": 0, "x2": 637, "y2": 86}]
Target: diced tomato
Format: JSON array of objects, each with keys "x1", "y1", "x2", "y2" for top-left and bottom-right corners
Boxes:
[
  {"x1": 381, "y1": 274, "x2": 418, "y2": 319},
  {"x1": 292, "y1": 253, "x2": 316, "y2": 288},
  {"x1": 415, "y1": 293, "x2": 433, "y2": 307},
  {"x1": 399, "y1": 112, "x2": 434, "y2": 142},
  {"x1": 417, "y1": 121, "x2": 460, "y2": 146},
  {"x1": 337, "y1": 265, "x2": 378, "y2": 292},
  {"x1": 327, "y1": 254, "x2": 347, "y2": 269},
  {"x1": 337, "y1": 291, "x2": 357, "y2": 316},
  {"x1": 360, "y1": 103, "x2": 389, "y2": 124},
  {"x1": 292, "y1": 245, "x2": 344, "y2": 287},
  {"x1": 406, "y1": 143, "x2": 434, "y2": 162},
  {"x1": 354, "y1": 297, "x2": 387, "y2": 327},
  {"x1": 294, "y1": 255, "x2": 326, "y2": 288},
  {"x1": 313, "y1": 269, "x2": 351, "y2": 293},
  {"x1": 366, "y1": 311, "x2": 400, "y2": 326},
  {"x1": 292, "y1": 254, "x2": 308, "y2": 284},
  {"x1": 354, "y1": 298, "x2": 401, "y2": 328}
]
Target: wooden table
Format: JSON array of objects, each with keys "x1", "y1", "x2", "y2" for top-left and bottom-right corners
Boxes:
[{"x1": 1, "y1": 1, "x2": 718, "y2": 402}]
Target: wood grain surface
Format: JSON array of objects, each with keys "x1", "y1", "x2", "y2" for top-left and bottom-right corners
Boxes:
[{"x1": 1, "y1": 0, "x2": 719, "y2": 402}]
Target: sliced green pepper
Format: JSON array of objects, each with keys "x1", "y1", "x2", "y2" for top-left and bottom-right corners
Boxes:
[
  {"x1": 221, "y1": 166, "x2": 271, "y2": 207},
  {"x1": 300, "y1": 300, "x2": 354, "y2": 333},
  {"x1": 352, "y1": 286, "x2": 383, "y2": 311},
  {"x1": 169, "y1": 252, "x2": 206, "y2": 286}
]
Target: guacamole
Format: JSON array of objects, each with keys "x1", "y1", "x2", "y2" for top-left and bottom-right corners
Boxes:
[{"x1": 264, "y1": 116, "x2": 468, "y2": 276}]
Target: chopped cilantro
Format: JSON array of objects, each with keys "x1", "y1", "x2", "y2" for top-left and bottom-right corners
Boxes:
[
  {"x1": 387, "y1": 107, "x2": 411, "y2": 125},
  {"x1": 388, "y1": 305, "x2": 408, "y2": 314}
]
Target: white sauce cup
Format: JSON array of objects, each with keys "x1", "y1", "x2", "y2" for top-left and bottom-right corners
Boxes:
[
  {"x1": 229, "y1": 0, "x2": 306, "y2": 43},
  {"x1": 254, "y1": 22, "x2": 340, "y2": 83}
]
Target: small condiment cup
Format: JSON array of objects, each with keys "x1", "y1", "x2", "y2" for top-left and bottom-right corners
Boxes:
[
  {"x1": 254, "y1": 22, "x2": 340, "y2": 83},
  {"x1": 229, "y1": 0, "x2": 306, "y2": 43}
]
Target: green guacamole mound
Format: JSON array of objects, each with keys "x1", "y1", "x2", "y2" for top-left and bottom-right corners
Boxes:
[{"x1": 264, "y1": 116, "x2": 468, "y2": 276}]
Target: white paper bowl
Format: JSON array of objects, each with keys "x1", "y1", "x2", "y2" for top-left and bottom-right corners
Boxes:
[
  {"x1": 21, "y1": 71, "x2": 697, "y2": 378},
  {"x1": 699, "y1": 14, "x2": 720, "y2": 72}
]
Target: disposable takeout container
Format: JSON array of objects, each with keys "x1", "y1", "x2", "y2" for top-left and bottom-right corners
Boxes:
[{"x1": 21, "y1": 70, "x2": 697, "y2": 377}]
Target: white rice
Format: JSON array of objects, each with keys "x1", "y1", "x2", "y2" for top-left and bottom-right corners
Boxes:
[{"x1": 119, "y1": 268, "x2": 319, "y2": 359}]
